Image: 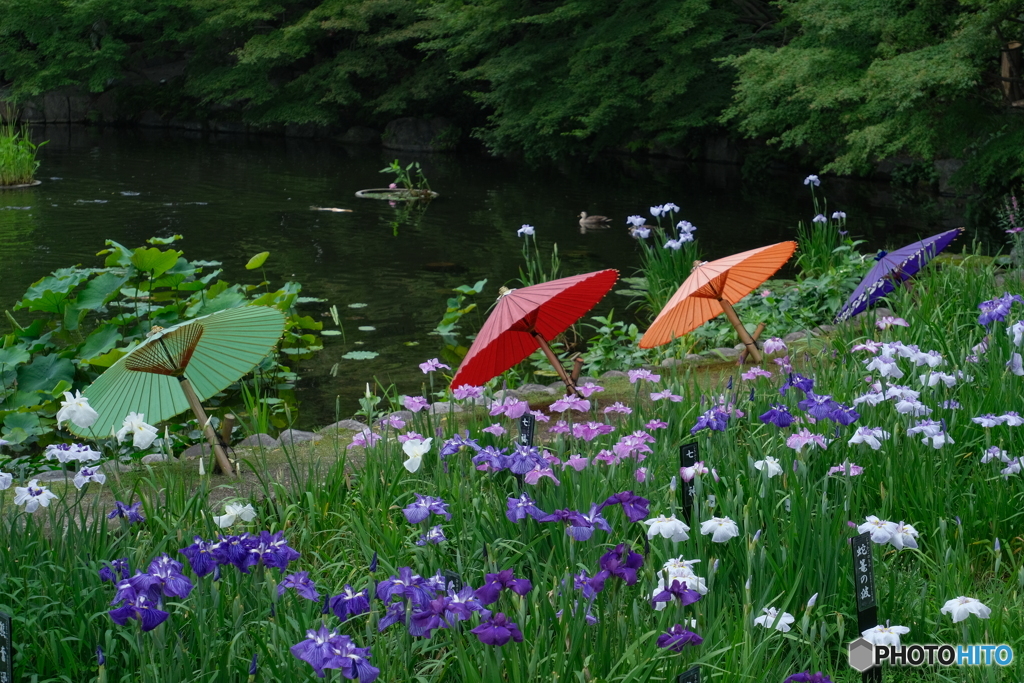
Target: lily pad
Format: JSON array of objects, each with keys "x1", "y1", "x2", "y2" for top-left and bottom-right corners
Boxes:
[
  {"x1": 358, "y1": 326, "x2": 376, "y2": 331},
  {"x1": 341, "y1": 351, "x2": 379, "y2": 360},
  {"x1": 348, "y1": 303, "x2": 368, "y2": 308},
  {"x1": 321, "y1": 330, "x2": 343, "y2": 336}
]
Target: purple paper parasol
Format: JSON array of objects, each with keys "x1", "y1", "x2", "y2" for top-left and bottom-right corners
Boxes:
[{"x1": 834, "y1": 228, "x2": 964, "y2": 323}]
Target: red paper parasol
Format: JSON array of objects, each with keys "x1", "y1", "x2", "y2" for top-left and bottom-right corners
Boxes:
[
  {"x1": 639, "y1": 242, "x2": 797, "y2": 362},
  {"x1": 450, "y1": 269, "x2": 619, "y2": 393}
]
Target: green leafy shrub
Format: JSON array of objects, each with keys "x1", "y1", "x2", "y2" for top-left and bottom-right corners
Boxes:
[
  {"x1": 0, "y1": 235, "x2": 326, "y2": 451},
  {"x1": 0, "y1": 119, "x2": 45, "y2": 185}
]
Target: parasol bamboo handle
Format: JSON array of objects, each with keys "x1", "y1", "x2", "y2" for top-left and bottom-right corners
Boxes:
[
  {"x1": 178, "y1": 377, "x2": 235, "y2": 477},
  {"x1": 718, "y1": 297, "x2": 763, "y2": 364},
  {"x1": 738, "y1": 323, "x2": 766, "y2": 366},
  {"x1": 531, "y1": 332, "x2": 578, "y2": 396}
]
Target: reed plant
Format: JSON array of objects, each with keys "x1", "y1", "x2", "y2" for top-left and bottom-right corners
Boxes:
[{"x1": 0, "y1": 118, "x2": 44, "y2": 186}]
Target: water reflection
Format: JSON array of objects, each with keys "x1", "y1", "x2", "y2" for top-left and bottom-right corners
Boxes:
[{"x1": 0, "y1": 125, "x2": 980, "y2": 427}]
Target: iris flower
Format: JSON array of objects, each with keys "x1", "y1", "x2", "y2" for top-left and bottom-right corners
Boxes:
[
  {"x1": 74, "y1": 465, "x2": 106, "y2": 489},
  {"x1": 598, "y1": 491, "x2": 650, "y2": 522},
  {"x1": 598, "y1": 544, "x2": 644, "y2": 585},
  {"x1": 330, "y1": 585, "x2": 371, "y2": 621},
  {"x1": 753, "y1": 607, "x2": 795, "y2": 632},
  {"x1": 858, "y1": 516, "x2": 897, "y2": 544},
  {"x1": 14, "y1": 479, "x2": 58, "y2": 512},
  {"x1": 213, "y1": 502, "x2": 257, "y2": 529},
  {"x1": 940, "y1": 596, "x2": 991, "y2": 622},
  {"x1": 278, "y1": 572, "x2": 321, "y2": 602},
  {"x1": 56, "y1": 390, "x2": 99, "y2": 430},
  {"x1": 784, "y1": 672, "x2": 833, "y2": 682},
  {"x1": 116, "y1": 412, "x2": 159, "y2": 450},
  {"x1": 700, "y1": 517, "x2": 740, "y2": 543},
  {"x1": 474, "y1": 569, "x2": 532, "y2": 605},
  {"x1": 402, "y1": 395, "x2": 429, "y2": 412},
  {"x1": 109, "y1": 594, "x2": 169, "y2": 632},
  {"x1": 402, "y1": 438, "x2": 432, "y2": 473},
  {"x1": 627, "y1": 369, "x2": 660, "y2": 384},
  {"x1": 470, "y1": 613, "x2": 524, "y2": 646},
  {"x1": 848, "y1": 427, "x2": 890, "y2": 450},
  {"x1": 656, "y1": 624, "x2": 703, "y2": 651},
  {"x1": 644, "y1": 514, "x2": 690, "y2": 542},
  {"x1": 754, "y1": 457, "x2": 783, "y2": 478},
  {"x1": 760, "y1": 404, "x2": 795, "y2": 428},
  {"x1": 419, "y1": 358, "x2": 449, "y2": 373}
]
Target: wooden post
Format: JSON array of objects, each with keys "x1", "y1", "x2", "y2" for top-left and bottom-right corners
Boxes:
[
  {"x1": 178, "y1": 377, "x2": 235, "y2": 477},
  {"x1": 718, "y1": 297, "x2": 762, "y2": 364},
  {"x1": 531, "y1": 332, "x2": 578, "y2": 396},
  {"x1": 737, "y1": 323, "x2": 766, "y2": 366},
  {"x1": 570, "y1": 356, "x2": 584, "y2": 384}
]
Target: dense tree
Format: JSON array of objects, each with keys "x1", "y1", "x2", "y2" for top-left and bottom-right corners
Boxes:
[
  {"x1": 1, "y1": 0, "x2": 1023, "y2": 186},
  {"x1": 722, "y1": 0, "x2": 1024, "y2": 187}
]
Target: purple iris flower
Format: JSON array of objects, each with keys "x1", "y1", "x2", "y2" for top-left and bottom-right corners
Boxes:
[
  {"x1": 598, "y1": 544, "x2": 644, "y2": 585},
  {"x1": 278, "y1": 572, "x2": 322, "y2": 601},
  {"x1": 376, "y1": 567, "x2": 429, "y2": 607},
  {"x1": 978, "y1": 293, "x2": 1023, "y2": 326},
  {"x1": 179, "y1": 536, "x2": 217, "y2": 577},
  {"x1": 780, "y1": 373, "x2": 814, "y2": 396},
  {"x1": 213, "y1": 533, "x2": 256, "y2": 573},
  {"x1": 827, "y1": 403, "x2": 860, "y2": 426},
  {"x1": 657, "y1": 624, "x2": 703, "y2": 651},
  {"x1": 329, "y1": 634, "x2": 379, "y2": 683},
  {"x1": 124, "y1": 572, "x2": 163, "y2": 603},
  {"x1": 797, "y1": 393, "x2": 839, "y2": 419},
  {"x1": 567, "y1": 504, "x2": 612, "y2": 541},
  {"x1": 369, "y1": 552, "x2": 378, "y2": 573},
  {"x1": 506, "y1": 493, "x2": 547, "y2": 522},
  {"x1": 330, "y1": 585, "x2": 371, "y2": 621},
  {"x1": 378, "y1": 601, "x2": 407, "y2": 632},
  {"x1": 402, "y1": 494, "x2": 451, "y2": 524},
  {"x1": 410, "y1": 596, "x2": 454, "y2": 637},
  {"x1": 108, "y1": 500, "x2": 145, "y2": 524},
  {"x1": 248, "y1": 653, "x2": 257, "y2": 676},
  {"x1": 598, "y1": 491, "x2": 650, "y2": 522},
  {"x1": 416, "y1": 525, "x2": 447, "y2": 546},
  {"x1": 784, "y1": 673, "x2": 834, "y2": 683},
  {"x1": 470, "y1": 612, "x2": 524, "y2": 646},
  {"x1": 147, "y1": 554, "x2": 194, "y2": 599},
  {"x1": 474, "y1": 569, "x2": 532, "y2": 606},
  {"x1": 445, "y1": 586, "x2": 485, "y2": 622},
  {"x1": 471, "y1": 446, "x2": 511, "y2": 471},
  {"x1": 651, "y1": 578, "x2": 702, "y2": 607},
  {"x1": 289, "y1": 625, "x2": 342, "y2": 678},
  {"x1": 99, "y1": 558, "x2": 130, "y2": 583},
  {"x1": 539, "y1": 508, "x2": 590, "y2": 539},
  {"x1": 759, "y1": 404, "x2": 795, "y2": 428},
  {"x1": 439, "y1": 432, "x2": 482, "y2": 459},
  {"x1": 690, "y1": 407, "x2": 729, "y2": 435},
  {"x1": 248, "y1": 531, "x2": 301, "y2": 571},
  {"x1": 108, "y1": 594, "x2": 169, "y2": 632},
  {"x1": 574, "y1": 570, "x2": 608, "y2": 599}
]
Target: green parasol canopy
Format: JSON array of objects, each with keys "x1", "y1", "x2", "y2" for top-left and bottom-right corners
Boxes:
[{"x1": 69, "y1": 306, "x2": 286, "y2": 441}]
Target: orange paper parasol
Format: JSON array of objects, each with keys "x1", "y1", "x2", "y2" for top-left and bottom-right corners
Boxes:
[
  {"x1": 639, "y1": 242, "x2": 797, "y2": 362},
  {"x1": 450, "y1": 270, "x2": 619, "y2": 394}
]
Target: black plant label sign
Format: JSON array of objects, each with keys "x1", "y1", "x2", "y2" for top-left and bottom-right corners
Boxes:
[
  {"x1": 0, "y1": 611, "x2": 11, "y2": 683},
  {"x1": 677, "y1": 665, "x2": 700, "y2": 683},
  {"x1": 518, "y1": 414, "x2": 536, "y2": 447},
  {"x1": 679, "y1": 441, "x2": 699, "y2": 521},
  {"x1": 441, "y1": 570, "x2": 463, "y2": 592},
  {"x1": 852, "y1": 532, "x2": 877, "y2": 612}
]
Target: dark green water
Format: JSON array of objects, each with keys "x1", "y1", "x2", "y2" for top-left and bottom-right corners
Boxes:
[{"x1": 0, "y1": 126, "x2": 968, "y2": 428}]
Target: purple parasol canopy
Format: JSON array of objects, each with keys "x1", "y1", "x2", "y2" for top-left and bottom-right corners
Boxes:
[{"x1": 834, "y1": 227, "x2": 964, "y2": 323}]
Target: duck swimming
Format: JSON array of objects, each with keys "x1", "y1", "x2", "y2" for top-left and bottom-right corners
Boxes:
[{"x1": 579, "y1": 211, "x2": 612, "y2": 226}]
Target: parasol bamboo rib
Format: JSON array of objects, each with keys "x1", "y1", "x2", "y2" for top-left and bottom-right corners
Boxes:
[
  {"x1": 178, "y1": 377, "x2": 234, "y2": 476},
  {"x1": 531, "y1": 332, "x2": 578, "y2": 396}
]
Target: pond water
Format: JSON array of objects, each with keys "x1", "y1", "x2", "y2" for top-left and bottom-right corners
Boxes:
[{"x1": 0, "y1": 126, "x2": 972, "y2": 428}]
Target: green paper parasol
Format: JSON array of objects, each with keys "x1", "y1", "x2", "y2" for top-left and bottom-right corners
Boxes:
[{"x1": 69, "y1": 306, "x2": 286, "y2": 474}]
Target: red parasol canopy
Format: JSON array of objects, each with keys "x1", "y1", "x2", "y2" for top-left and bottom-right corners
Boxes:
[{"x1": 450, "y1": 269, "x2": 619, "y2": 391}]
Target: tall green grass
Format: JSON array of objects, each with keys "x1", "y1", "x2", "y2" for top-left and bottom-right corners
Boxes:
[
  {"x1": 2, "y1": 253, "x2": 1024, "y2": 682},
  {"x1": 0, "y1": 119, "x2": 44, "y2": 186}
]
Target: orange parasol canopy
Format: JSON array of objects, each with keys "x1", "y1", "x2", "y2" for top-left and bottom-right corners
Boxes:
[{"x1": 639, "y1": 241, "x2": 797, "y2": 358}]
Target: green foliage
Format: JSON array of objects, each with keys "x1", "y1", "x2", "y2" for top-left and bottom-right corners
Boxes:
[
  {"x1": 581, "y1": 311, "x2": 651, "y2": 374},
  {"x1": 722, "y1": 0, "x2": 1024, "y2": 187},
  {"x1": 0, "y1": 118, "x2": 45, "y2": 185},
  {"x1": 423, "y1": 0, "x2": 773, "y2": 159},
  {"x1": 516, "y1": 231, "x2": 561, "y2": 287},
  {"x1": 1, "y1": 236, "x2": 326, "y2": 451},
  {"x1": 431, "y1": 279, "x2": 487, "y2": 367}
]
